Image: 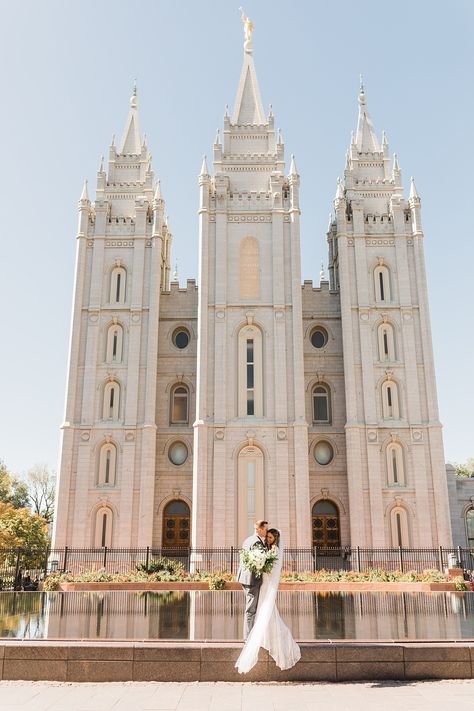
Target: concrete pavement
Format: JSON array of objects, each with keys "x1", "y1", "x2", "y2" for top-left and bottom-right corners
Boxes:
[{"x1": 0, "y1": 680, "x2": 474, "y2": 711}]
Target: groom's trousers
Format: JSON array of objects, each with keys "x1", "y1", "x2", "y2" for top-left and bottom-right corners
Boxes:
[{"x1": 241, "y1": 581, "x2": 261, "y2": 639}]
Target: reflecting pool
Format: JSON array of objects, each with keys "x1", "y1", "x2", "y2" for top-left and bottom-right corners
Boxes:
[{"x1": 1, "y1": 591, "x2": 473, "y2": 641}]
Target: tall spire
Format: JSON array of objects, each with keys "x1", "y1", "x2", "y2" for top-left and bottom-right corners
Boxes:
[
  {"x1": 232, "y1": 9, "x2": 265, "y2": 124},
  {"x1": 355, "y1": 77, "x2": 380, "y2": 152},
  {"x1": 80, "y1": 178, "x2": 89, "y2": 202},
  {"x1": 409, "y1": 176, "x2": 420, "y2": 200},
  {"x1": 119, "y1": 82, "x2": 141, "y2": 154}
]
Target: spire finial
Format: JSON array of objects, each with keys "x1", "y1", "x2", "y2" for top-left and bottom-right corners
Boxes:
[
  {"x1": 131, "y1": 79, "x2": 137, "y2": 108},
  {"x1": 80, "y1": 178, "x2": 89, "y2": 202},
  {"x1": 173, "y1": 260, "x2": 179, "y2": 282},
  {"x1": 224, "y1": 104, "x2": 229, "y2": 118},
  {"x1": 111, "y1": 134, "x2": 115, "y2": 147},
  {"x1": 320, "y1": 260, "x2": 327, "y2": 283},
  {"x1": 335, "y1": 176, "x2": 344, "y2": 201},
  {"x1": 239, "y1": 7, "x2": 254, "y2": 52},
  {"x1": 269, "y1": 103, "x2": 273, "y2": 118},
  {"x1": 278, "y1": 128, "x2": 283, "y2": 145},
  {"x1": 200, "y1": 154, "x2": 209, "y2": 177},
  {"x1": 99, "y1": 155, "x2": 104, "y2": 172},
  {"x1": 393, "y1": 153, "x2": 400, "y2": 173},
  {"x1": 214, "y1": 128, "x2": 221, "y2": 145},
  {"x1": 382, "y1": 130, "x2": 388, "y2": 146},
  {"x1": 289, "y1": 154, "x2": 298, "y2": 175},
  {"x1": 154, "y1": 180, "x2": 162, "y2": 202},
  {"x1": 409, "y1": 176, "x2": 420, "y2": 200}
]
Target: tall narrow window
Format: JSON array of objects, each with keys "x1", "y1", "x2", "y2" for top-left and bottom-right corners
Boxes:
[
  {"x1": 238, "y1": 325, "x2": 263, "y2": 417},
  {"x1": 106, "y1": 323, "x2": 123, "y2": 363},
  {"x1": 378, "y1": 322, "x2": 396, "y2": 361},
  {"x1": 466, "y1": 509, "x2": 474, "y2": 548},
  {"x1": 98, "y1": 442, "x2": 117, "y2": 486},
  {"x1": 103, "y1": 381, "x2": 120, "y2": 420},
  {"x1": 110, "y1": 266, "x2": 126, "y2": 303},
  {"x1": 312, "y1": 384, "x2": 331, "y2": 423},
  {"x1": 247, "y1": 339, "x2": 255, "y2": 415},
  {"x1": 374, "y1": 265, "x2": 391, "y2": 302},
  {"x1": 390, "y1": 507, "x2": 409, "y2": 546},
  {"x1": 170, "y1": 385, "x2": 189, "y2": 424},
  {"x1": 382, "y1": 380, "x2": 400, "y2": 419},
  {"x1": 240, "y1": 237, "x2": 260, "y2": 300},
  {"x1": 386, "y1": 443, "x2": 405, "y2": 486},
  {"x1": 94, "y1": 506, "x2": 113, "y2": 547},
  {"x1": 238, "y1": 446, "x2": 264, "y2": 544}
]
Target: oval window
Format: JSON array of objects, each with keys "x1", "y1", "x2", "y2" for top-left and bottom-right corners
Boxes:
[
  {"x1": 172, "y1": 328, "x2": 190, "y2": 349},
  {"x1": 168, "y1": 441, "x2": 188, "y2": 466},
  {"x1": 314, "y1": 440, "x2": 334, "y2": 465},
  {"x1": 310, "y1": 327, "x2": 328, "y2": 349}
]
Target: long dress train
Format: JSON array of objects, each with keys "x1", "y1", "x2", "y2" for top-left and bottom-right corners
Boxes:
[{"x1": 236, "y1": 540, "x2": 301, "y2": 673}]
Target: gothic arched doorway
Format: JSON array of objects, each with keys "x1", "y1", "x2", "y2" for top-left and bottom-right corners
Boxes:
[
  {"x1": 312, "y1": 500, "x2": 340, "y2": 547},
  {"x1": 162, "y1": 500, "x2": 190, "y2": 548}
]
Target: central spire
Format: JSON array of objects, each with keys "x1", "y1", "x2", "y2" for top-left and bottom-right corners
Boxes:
[
  {"x1": 355, "y1": 77, "x2": 380, "y2": 153},
  {"x1": 232, "y1": 9, "x2": 265, "y2": 125},
  {"x1": 119, "y1": 82, "x2": 141, "y2": 154}
]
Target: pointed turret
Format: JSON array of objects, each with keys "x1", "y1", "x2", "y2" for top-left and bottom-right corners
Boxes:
[
  {"x1": 289, "y1": 154, "x2": 298, "y2": 176},
  {"x1": 80, "y1": 178, "x2": 89, "y2": 202},
  {"x1": 154, "y1": 180, "x2": 163, "y2": 203},
  {"x1": 232, "y1": 10, "x2": 265, "y2": 124},
  {"x1": 119, "y1": 83, "x2": 141, "y2": 154},
  {"x1": 355, "y1": 78, "x2": 380, "y2": 153},
  {"x1": 409, "y1": 176, "x2": 420, "y2": 201},
  {"x1": 200, "y1": 155, "x2": 209, "y2": 177}
]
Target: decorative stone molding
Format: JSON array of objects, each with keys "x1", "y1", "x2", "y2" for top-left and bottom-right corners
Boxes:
[
  {"x1": 385, "y1": 370, "x2": 393, "y2": 381},
  {"x1": 125, "y1": 431, "x2": 135, "y2": 442},
  {"x1": 228, "y1": 215, "x2": 271, "y2": 222},
  {"x1": 214, "y1": 429, "x2": 225, "y2": 441},
  {"x1": 321, "y1": 489, "x2": 329, "y2": 499},
  {"x1": 377, "y1": 256, "x2": 385, "y2": 266},
  {"x1": 359, "y1": 308, "x2": 370, "y2": 322},
  {"x1": 131, "y1": 313, "x2": 141, "y2": 323},
  {"x1": 89, "y1": 311, "x2": 99, "y2": 323},
  {"x1": 274, "y1": 308, "x2": 285, "y2": 320},
  {"x1": 215, "y1": 309, "x2": 225, "y2": 320},
  {"x1": 245, "y1": 311, "x2": 255, "y2": 326},
  {"x1": 411, "y1": 429, "x2": 423, "y2": 443},
  {"x1": 367, "y1": 430, "x2": 378, "y2": 443},
  {"x1": 277, "y1": 429, "x2": 287, "y2": 441},
  {"x1": 172, "y1": 489, "x2": 181, "y2": 498},
  {"x1": 80, "y1": 430, "x2": 90, "y2": 442}
]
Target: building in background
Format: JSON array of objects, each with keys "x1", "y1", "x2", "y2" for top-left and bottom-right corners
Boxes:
[{"x1": 53, "y1": 20, "x2": 456, "y2": 550}]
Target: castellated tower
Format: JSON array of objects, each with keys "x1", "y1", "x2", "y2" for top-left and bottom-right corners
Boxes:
[
  {"x1": 327, "y1": 81, "x2": 452, "y2": 546},
  {"x1": 53, "y1": 89, "x2": 172, "y2": 547},
  {"x1": 192, "y1": 26, "x2": 311, "y2": 547}
]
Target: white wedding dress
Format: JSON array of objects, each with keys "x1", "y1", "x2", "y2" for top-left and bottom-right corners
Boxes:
[{"x1": 236, "y1": 539, "x2": 301, "y2": 673}]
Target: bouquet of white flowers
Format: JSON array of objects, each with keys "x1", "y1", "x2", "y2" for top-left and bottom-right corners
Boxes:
[{"x1": 240, "y1": 547, "x2": 278, "y2": 577}]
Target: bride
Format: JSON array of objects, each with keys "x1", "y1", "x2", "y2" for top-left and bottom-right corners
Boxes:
[{"x1": 236, "y1": 528, "x2": 301, "y2": 673}]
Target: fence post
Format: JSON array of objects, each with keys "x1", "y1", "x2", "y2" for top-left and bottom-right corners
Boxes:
[
  {"x1": 63, "y1": 546, "x2": 68, "y2": 573},
  {"x1": 103, "y1": 546, "x2": 108, "y2": 569},
  {"x1": 398, "y1": 546, "x2": 404, "y2": 572},
  {"x1": 145, "y1": 546, "x2": 150, "y2": 573},
  {"x1": 313, "y1": 546, "x2": 317, "y2": 573},
  {"x1": 457, "y1": 545, "x2": 463, "y2": 569},
  {"x1": 43, "y1": 545, "x2": 50, "y2": 579},
  {"x1": 356, "y1": 546, "x2": 361, "y2": 573},
  {"x1": 438, "y1": 545, "x2": 444, "y2": 572},
  {"x1": 14, "y1": 548, "x2": 22, "y2": 589},
  {"x1": 230, "y1": 546, "x2": 234, "y2": 574}
]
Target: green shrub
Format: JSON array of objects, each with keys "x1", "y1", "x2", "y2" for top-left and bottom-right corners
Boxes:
[{"x1": 135, "y1": 557, "x2": 184, "y2": 576}]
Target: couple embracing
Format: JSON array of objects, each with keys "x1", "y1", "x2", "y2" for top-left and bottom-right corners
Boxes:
[{"x1": 235, "y1": 520, "x2": 301, "y2": 674}]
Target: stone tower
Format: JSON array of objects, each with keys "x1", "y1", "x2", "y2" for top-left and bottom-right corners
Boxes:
[
  {"x1": 52, "y1": 89, "x2": 172, "y2": 547},
  {"x1": 191, "y1": 23, "x2": 311, "y2": 547},
  {"x1": 327, "y1": 81, "x2": 453, "y2": 546}
]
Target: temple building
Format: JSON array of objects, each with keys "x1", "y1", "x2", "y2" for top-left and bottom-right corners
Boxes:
[{"x1": 53, "y1": 19, "x2": 457, "y2": 550}]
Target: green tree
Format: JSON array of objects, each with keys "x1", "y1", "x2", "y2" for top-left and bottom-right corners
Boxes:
[
  {"x1": 0, "y1": 460, "x2": 29, "y2": 509},
  {"x1": 26, "y1": 465, "x2": 56, "y2": 524},
  {"x1": 452, "y1": 457, "x2": 474, "y2": 478},
  {"x1": 0, "y1": 502, "x2": 49, "y2": 567}
]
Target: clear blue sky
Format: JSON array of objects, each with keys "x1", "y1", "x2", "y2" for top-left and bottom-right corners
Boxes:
[{"x1": 0, "y1": 0, "x2": 472, "y2": 475}]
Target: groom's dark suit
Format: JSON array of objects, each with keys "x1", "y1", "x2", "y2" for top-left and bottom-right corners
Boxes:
[{"x1": 237, "y1": 533, "x2": 267, "y2": 639}]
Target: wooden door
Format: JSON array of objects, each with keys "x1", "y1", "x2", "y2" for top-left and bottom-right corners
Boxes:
[
  {"x1": 162, "y1": 500, "x2": 190, "y2": 548},
  {"x1": 312, "y1": 500, "x2": 340, "y2": 547}
]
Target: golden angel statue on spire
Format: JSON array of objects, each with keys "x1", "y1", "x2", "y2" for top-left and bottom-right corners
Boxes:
[{"x1": 239, "y1": 7, "x2": 254, "y2": 43}]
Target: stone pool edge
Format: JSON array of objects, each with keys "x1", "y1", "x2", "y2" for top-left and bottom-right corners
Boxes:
[
  {"x1": 57, "y1": 581, "x2": 459, "y2": 592},
  {"x1": 0, "y1": 641, "x2": 473, "y2": 682}
]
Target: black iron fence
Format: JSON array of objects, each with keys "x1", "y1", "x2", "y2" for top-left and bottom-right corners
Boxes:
[{"x1": 1, "y1": 545, "x2": 473, "y2": 591}]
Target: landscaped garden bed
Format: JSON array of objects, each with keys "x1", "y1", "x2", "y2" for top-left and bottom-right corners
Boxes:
[{"x1": 41, "y1": 557, "x2": 469, "y2": 592}]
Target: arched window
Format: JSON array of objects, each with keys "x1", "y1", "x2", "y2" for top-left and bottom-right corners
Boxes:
[
  {"x1": 94, "y1": 506, "x2": 113, "y2": 547},
  {"x1": 110, "y1": 266, "x2": 126, "y2": 304},
  {"x1": 374, "y1": 264, "x2": 391, "y2": 302},
  {"x1": 312, "y1": 500, "x2": 340, "y2": 547},
  {"x1": 386, "y1": 443, "x2": 405, "y2": 486},
  {"x1": 98, "y1": 442, "x2": 117, "y2": 486},
  {"x1": 240, "y1": 237, "x2": 260, "y2": 300},
  {"x1": 238, "y1": 446, "x2": 264, "y2": 544},
  {"x1": 106, "y1": 323, "x2": 124, "y2": 363},
  {"x1": 312, "y1": 383, "x2": 331, "y2": 423},
  {"x1": 170, "y1": 385, "x2": 189, "y2": 425},
  {"x1": 103, "y1": 381, "x2": 120, "y2": 420},
  {"x1": 390, "y1": 506, "x2": 409, "y2": 547},
  {"x1": 378, "y1": 322, "x2": 396, "y2": 361},
  {"x1": 466, "y1": 509, "x2": 474, "y2": 548},
  {"x1": 238, "y1": 324, "x2": 263, "y2": 417},
  {"x1": 162, "y1": 499, "x2": 190, "y2": 548},
  {"x1": 382, "y1": 379, "x2": 400, "y2": 419}
]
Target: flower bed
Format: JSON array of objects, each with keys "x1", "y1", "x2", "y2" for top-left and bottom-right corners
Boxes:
[{"x1": 42, "y1": 563, "x2": 468, "y2": 592}]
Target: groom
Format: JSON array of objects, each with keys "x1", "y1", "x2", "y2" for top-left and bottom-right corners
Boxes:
[{"x1": 237, "y1": 520, "x2": 268, "y2": 639}]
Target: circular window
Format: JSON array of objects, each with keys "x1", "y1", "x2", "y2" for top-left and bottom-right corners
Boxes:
[
  {"x1": 168, "y1": 441, "x2": 188, "y2": 466},
  {"x1": 310, "y1": 327, "x2": 328, "y2": 349},
  {"x1": 314, "y1": 440, "x2": 334, "y2": 466},
  {"x1": 172, "y1": 328, "x2": 190, "y2": 349}
]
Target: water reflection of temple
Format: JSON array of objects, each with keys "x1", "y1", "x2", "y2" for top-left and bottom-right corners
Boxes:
[{"x1": 1, "y1": 591, "x2": 473, "y2": 641}]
